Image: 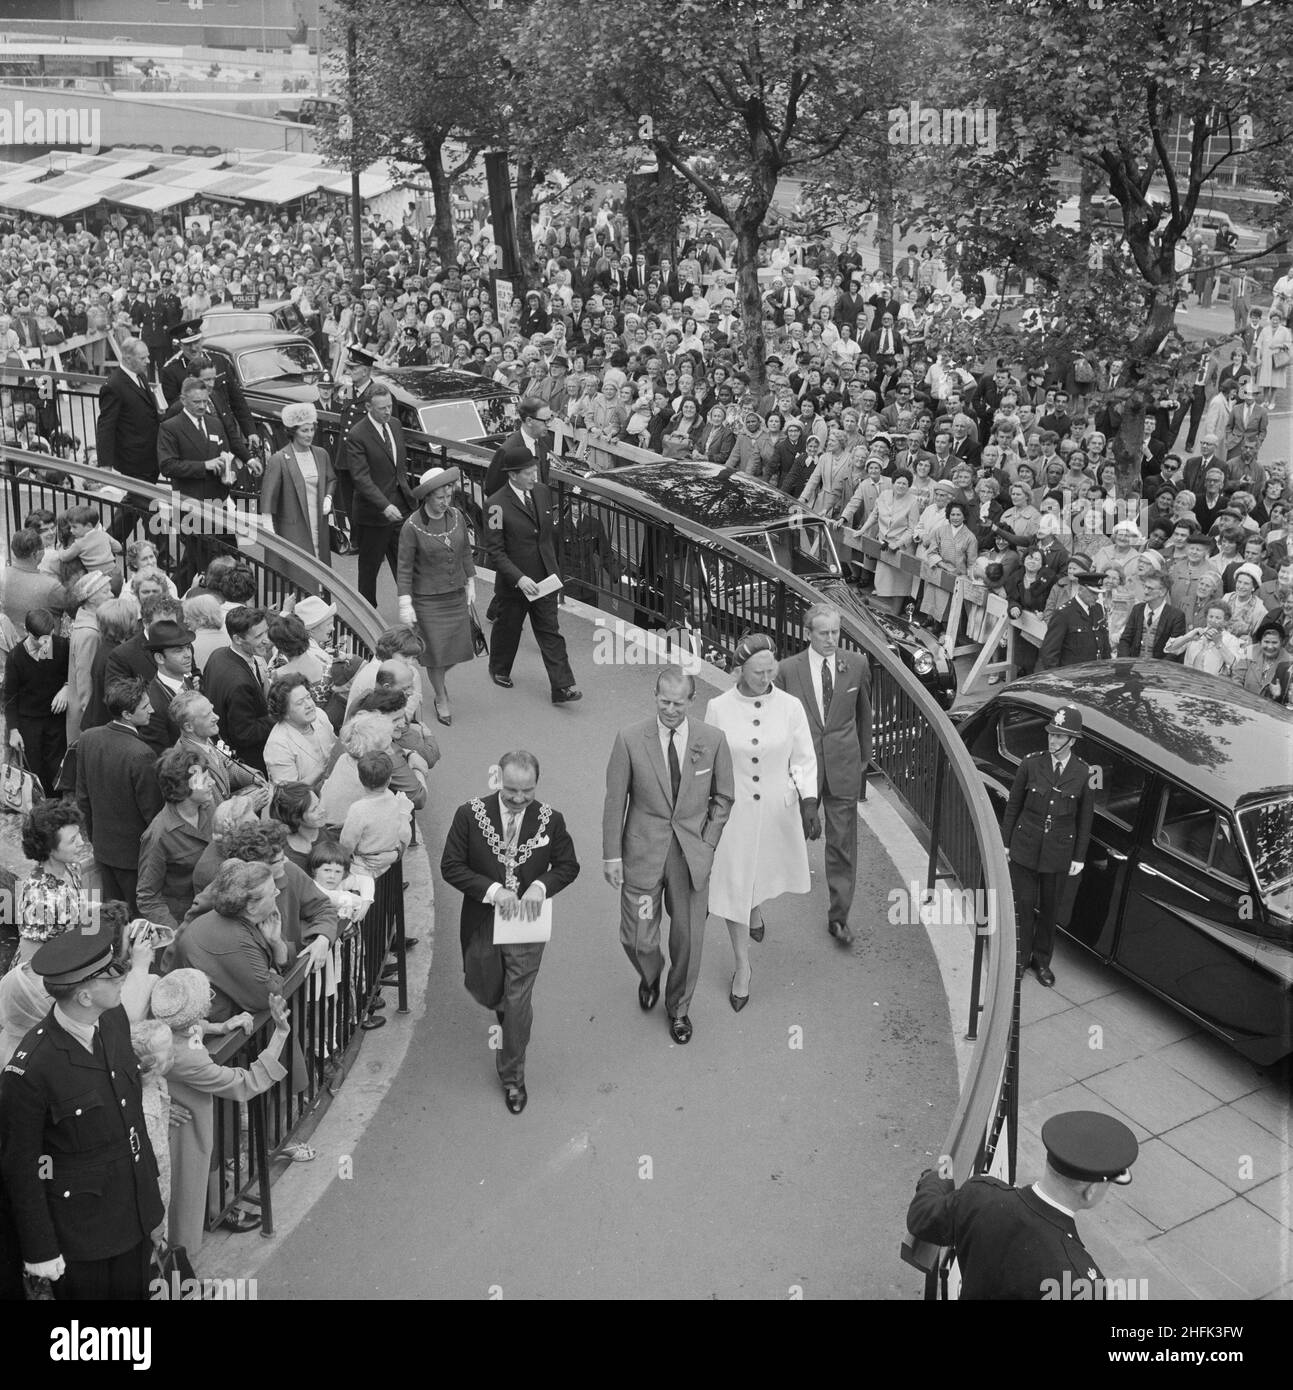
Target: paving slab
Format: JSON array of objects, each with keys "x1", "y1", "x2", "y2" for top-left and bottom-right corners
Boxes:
[
  {"x1": 1047, "y1": 945, "x2": 1130, "y2": 1006},
  {"x1": 1083, "y1": 988, "x2": 1201, "y2": 1055},
  {"x1": 1023, "y1": 1007, "x2": 1148, "y2": 1083},
  {"x1": 1118, "y1": 1138, "x2": 1235, "y2": 1231},
  {"x1": 1020, "y1": 982, "x2": 1074, "y2": 1026},
  {"x1": 1085, "y1": 1056, "x2": 1220, "y2": 1135},
  {"x1": 1162, "y1": 1108, "x2": 1291, "y2": 1195},
  {"x1": 1244, "y1": 1176, "x2": 1292, "y2": 1232},
  {"x1": 1148, "y1": 1200, "x2": 1292, "y2": 1301},
  {"x1": 1154, "y1": 1033, "x2": 1269, "y2": 1105},
  {"x1": 1231, "y1": 1085, "x2": 1293, "y2": 1143},
  {"x1": 1021, "y1": 1081, "x2": 1153, "y2": 1143}
]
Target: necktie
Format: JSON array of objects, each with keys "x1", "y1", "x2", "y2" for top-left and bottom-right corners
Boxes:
[
  {"x1": 821, "y1": 659, "x2": 834, "y2": 718},
  {"x1": 668, "y1": 730, "x2": 682, "y2": 803},
  {"x1": 1142, "y1": 607, "x2": 1156, "y2": 657},
  {"x1": 1053, "y1": 759, "x2": 1063, "y2": 776},
  {"x1": 504, "y1": 813, "x2": 519, "y2": 849}
]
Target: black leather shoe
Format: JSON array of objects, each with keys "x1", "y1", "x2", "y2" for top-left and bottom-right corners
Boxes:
[
  {"x1": 729, "y1": 972, "x2": 750, "y2": 1013},
  {"x1": 220, "y1": 1208, "x2": 261, "y2": 1233},
  {"x1": 401, "y1": 937, "x2": 419, "y2": 951},
  {"x1": 504, "y1": 1083, "x2": 527, "y2": 1114},
  {"x1": 551, "y1": 686, "x2": 583, "y2": 704},
  {"x1": 638, "y1": 978, "x2": 660, "y2": 1011},
  {"x1": 669, "y1": 1014, "x2": 692, "y2": 1044},
  {"x1": 828, "y1": 920, "x2": 856, "y2": 946},
  {"x1": 749, "y1": 919, "x2": 765, "y2": 943},
  {"x1": 491, "y1": 673, "x2": 513, "y2": 689},
  {"x1": 1034, "y1": 964, "x2": 1056, "y2": 988}
]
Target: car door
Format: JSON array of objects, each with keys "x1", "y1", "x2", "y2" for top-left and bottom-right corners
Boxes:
[
  {"x1": 1118, "y1": 780, "x2": 1281, "y2": 1051},
  {"x1": 1069, "y1": 736, "x2": 1148, "y2": 958}
]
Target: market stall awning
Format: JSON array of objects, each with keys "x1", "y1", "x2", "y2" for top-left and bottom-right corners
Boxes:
[
  {"x1": 108, "y1": 182, "x2": 193, "y2": 213},
  {"x1": 0, "y1": 183, "x2": 59, "y2": 213},
  {"x1": 0, "y1": 161, "x2": 50, "y2": 184}
]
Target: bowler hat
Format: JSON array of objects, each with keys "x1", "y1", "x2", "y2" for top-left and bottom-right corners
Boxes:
[{"x1": 145, "y1": 618, "x2": 197, "y2": 652}]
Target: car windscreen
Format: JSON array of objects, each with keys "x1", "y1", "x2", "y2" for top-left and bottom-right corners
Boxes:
[
  {"x1": 236, "y1": 343, "x2": 324, "y2": 384},
  {"x1": 416, "y1": 399, "x2": 486, "y2": 442},
  {"x1": 730, "y1": 521, "x2": 836, "y2": 577},
  {"x1": 1238, "y1": 796, "x2": 1293, "y2": 894}
]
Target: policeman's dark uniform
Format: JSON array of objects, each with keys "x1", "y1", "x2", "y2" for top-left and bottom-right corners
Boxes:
[
  {"x1": 160, "y1": 320, "x2": 204, "y2": 407},
  {"x1": 1036, "y1": 574, "x2": 1111, "y2": 670},
  {"x1": 131, "y1": 289, "x2": 172, "y2": 381},
  {"x1": 334, "y1": 346, "x2": 378, "y2": 520},
  {"x1": 906, "y1": 1111, "x2": 1139, "y2": 1300},
  {"x1": 1002, "y1": 704, "x2": 1093, "y2": 979},
  {"x1": 0, "y1": 930, "x2": 163, "y2": 1301}
]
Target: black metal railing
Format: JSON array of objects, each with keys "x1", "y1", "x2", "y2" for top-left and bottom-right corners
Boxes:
[
  {"x1": 4, "y1": 383, "x2": 1016, "y2": 1295},
  {"x1": 206, "y1": 858, "x2": 407, "y2": 1236}
]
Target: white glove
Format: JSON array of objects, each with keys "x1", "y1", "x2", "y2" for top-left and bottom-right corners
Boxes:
[
  {"x1": 323, "y1": 495, "x2": 333, "y2": 515},
  {"x1": 25, "y1": 1256, "x2": 65, "y2": 1281},
  {"x1": 398, "y1": 597, "x2": 416, "y2": 626},
  {"x1": 465, "y1": 579, "x2": 476, "y2": 607}
]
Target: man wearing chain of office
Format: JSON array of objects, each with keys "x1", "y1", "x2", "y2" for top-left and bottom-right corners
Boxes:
[{"x1": 440, "y1": 751, "x2": 580, "y2": 1115}]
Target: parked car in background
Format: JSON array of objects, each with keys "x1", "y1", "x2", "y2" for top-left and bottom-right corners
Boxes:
[
  {"x1": 956, "y1": 661, "x2": 1293, "y2": 1065},
  {"x1": 202, "y1": 300, "x2": 312, "y2": 338}
]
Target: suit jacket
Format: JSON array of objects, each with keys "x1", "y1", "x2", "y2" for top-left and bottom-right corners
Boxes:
[
  {"x1": 484, "y1": 481, "x2": 561, "y2": 590},
  {"x1": 75, "y1": 721, "x2": 164, "y2": 868},
  {"x1": 345, "y1": 414, "x2": 414, "y2": 525},
  {"x1": 440, "y1": 793, "x2": 580, "y2": 958},
  {"x1": 1037, "y1": 599, "x2": 1110, "y2": 670},
  {"x1": 157, "y1": 408, "x2": 232, "y2": 503},
  {"x1": 201, "y1": 646, "x2": 273, "y2": 772},
  {"x1": 0, "y1": 1004, "x2": 163, "y2": 1265},
  {"x1": 260, "y1": 444, "x2": 336, "y2": 562},
  {"x1": 95, "y1": 366, "x2": 160, "y2": 482},
  {"x1": 104, "y1": 630, "x2": 154, "y2": 688},
  {"x1": 484, "y1": 431, "x2": 550, "y2": 498},
  {"x1": 602, "y1": 718, "x2": 735, "y2": 889},
  {"x1": 1226, "y1": 400, "x2": 1268, "y2": 457},
  {"x1": 1002, "y1": 750, "x2": 1094, "y2": 872},
  {"x1": 1116, "y1": 602, "x2": 1187, "y2": 660},
  {"x1": 775, "y1": 648, "x2": 872, "y2": 800},
  {"x1": 860, "y1": 326, "x2": 905, "y2": 359}
]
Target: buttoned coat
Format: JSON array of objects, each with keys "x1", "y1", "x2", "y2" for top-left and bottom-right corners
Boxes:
[
  {"x1": 1001, "y1": 750, "x2": 1094, "y2": 873},
  {"x1": 775, "y1": 649, "x2": 872, "y2": 801}
]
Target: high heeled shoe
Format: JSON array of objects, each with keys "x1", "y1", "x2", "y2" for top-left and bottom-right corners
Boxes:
[
  {"x1": 749, "y1": 914, "x2": 765, "y2": 944},
  {"x1": 729, "y1": 969, "x2": 750, "y2": 1013}
]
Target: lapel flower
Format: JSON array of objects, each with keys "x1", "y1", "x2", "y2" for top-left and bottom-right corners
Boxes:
[
  {"x1": 689, "y1": 745, "x2": 703, "y2": 765},
  {"x1": 836, "y1": 657, "x2": 848, "y2": 674}
]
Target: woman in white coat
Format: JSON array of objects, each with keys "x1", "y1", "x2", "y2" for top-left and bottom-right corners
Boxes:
[{"x1": 704, "y1": 634, "x2": 818, "y2": 1012}]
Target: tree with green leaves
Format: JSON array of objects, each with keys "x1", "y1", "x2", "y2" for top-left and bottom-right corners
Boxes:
[
  {"x1": 514, "y1": 0, "x2": 911, "y2": 392},
  {"x1": 911, "y1": 0, "x2": 1293, "y2": 487}
]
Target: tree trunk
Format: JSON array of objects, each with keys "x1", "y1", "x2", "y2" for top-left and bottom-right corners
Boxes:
[
  {"x1": 735, "y1": 222, "x2": 767, "y2": 396},
  {"x1": 422, "y1": 132, "x2": 457, "y2": 269},
  {"x1": 1112, "y1": 289, "x2": 1178, "y2": 492},
  {"x1": 514, "y1": 160, "x2": 541, "y2": 288},
  {"x1": 875, "y1": 147, "x2": 895, "y2": 276}
]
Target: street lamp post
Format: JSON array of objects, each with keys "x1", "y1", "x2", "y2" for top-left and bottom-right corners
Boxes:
[{"x1": 345, "y1": 5, "x2": 362, "y2": 271}]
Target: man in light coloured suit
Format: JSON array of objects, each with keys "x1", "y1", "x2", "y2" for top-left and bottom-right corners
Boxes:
[
  {"x1": 775, "y1": 604, "x2": 873, "y2": 946},
  {"x1": 602, "y1": 671, "x2": 735, "y2": 1046}
]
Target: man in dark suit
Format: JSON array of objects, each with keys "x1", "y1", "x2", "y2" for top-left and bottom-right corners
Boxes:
[
  {"x1": 95, "y1": 337, "x2": 161, "y2": 551},
  {"x1": 483, "y1": 397, "x2": 554, "y2": 498},
  {"x1": 106, "y1": 595, "x2": 184, "y2": 688},
  {"x1": 907, "y1": 1110, "x2": 1138, "y2": 1299},
  {"x1": 602, "y1": 673, "x2": 735, "y2": 1044},
  {"x1": 484, "y1": 454, "x2": 581, "y2": 703},
  {"x1": 139, "y1": 616, "x2": 198, "y2": 752},
  {"x1": 156, "y1": 375, "x2": 237, "y2": 592},
  {"x1": 164, "y1": 353, "x2": 259, "y2": 466},
  {"x1": 130, "y1": 283, "x2": 170, "y2": 379},
  {"x1": 860, "y1": 311, "x2": 904, "y2": 362},
  {"x1": 201, "y1": 606, "x2": 274, "y2": 773},
  {"x1": 75, "y1": 677, "x2": 164, "y2": 914},
  {"x1": 346, "y1": 384, "x2": 414, "y2": 605},
  {"x1": 440, "y1": 750, "x2": 580, "y2": 1114},
  {"x1": 1115, "y1": 574, "x2": 1187, "y2": 661},
  {"x1": 775, "y1": 605, "x2": 872, "y2": 947},
  {"x1": 1001, "y1": 704, "x2": 1094, "y2": 986},
  {"x1": 0, "y1": 927, "x2": 164, "y2": 1300},
  {"x1": 1036, "y1": 570, "x2": 1111, "y2": 670}
]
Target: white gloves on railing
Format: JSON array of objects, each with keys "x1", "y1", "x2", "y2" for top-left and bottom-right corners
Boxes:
[{"x1": 398, "y1": 597, "x2": 416, "y2": 627}]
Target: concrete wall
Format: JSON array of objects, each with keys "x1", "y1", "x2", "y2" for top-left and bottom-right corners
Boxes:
[{"x1": 0, "y1": 84, "x2": 315, "y2": 154}]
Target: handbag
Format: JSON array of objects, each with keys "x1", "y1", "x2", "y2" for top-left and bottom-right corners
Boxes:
[
  {"x1": 151, "y1": 1239, "x2": 199, "y2": 1300},
  {"x1": 468, "y1": 603, "x2": 489, "y2": 657},
  {"x1": 1273, "y1": 347, "x2": 1290, "y2": 370},
  {"x1": 0, "y1": 750, "x2": 43, "y2": 816}
]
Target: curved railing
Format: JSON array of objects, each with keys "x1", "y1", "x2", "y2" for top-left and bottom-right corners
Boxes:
[{"x1": 4, "y1": 378, "x2": 1017, "y2": 1291}]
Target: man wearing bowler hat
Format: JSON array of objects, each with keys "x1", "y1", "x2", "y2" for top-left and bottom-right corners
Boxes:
[
  {"x1": 140, "y1": 615, "x2": 198, "y2": 753},
  {"x1": 1002, "y1": 703, "x2": 1093, "y2": 987},
  {"x1": 906, "y1": 1109, "x2": 1138, "y2": 1299},
  {"x1": 0, "y1": 927, "x2": 163, "y2": 1300},
  {"x1": 1036, "y1": 567, "x2": 1110, "y2": 670}
]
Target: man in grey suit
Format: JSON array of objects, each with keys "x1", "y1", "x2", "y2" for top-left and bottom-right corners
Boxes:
[
  {"x1": 602, "y1": 670, "x2": 735, "y2": 1045},
  {"x1": 775, "y1": 604, "x2": 872, "y2": 946}
]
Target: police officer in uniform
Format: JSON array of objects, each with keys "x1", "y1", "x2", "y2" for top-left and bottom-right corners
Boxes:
[
  {"x1": 130, "y1": 282, "x2": 171, "y2": 383},
  {"x1": 0, "y1": 928, "x2": 163, "y2": 1300},
  {"x1": 1036, "y1": 568, "x2": 1111, "y2": 670},
  {"x1": 334, "y1": 345, "x2": 378, "y2": 522},
  {"x1": 160, "y1": 318, "x2": 206, "y2": 406},
  {"x1": 906, "y1": 1110, "x2": 1139, "y2": 1299},
  {"x1": 395, "y1": 322, "x2": 428, "y2": 367},
  {"x1": 157, "y1": 273, "x2": 183, "y2": 343},
  {"x1": 1002, "y1": 704, "x2": 1093, "y2": 986}
]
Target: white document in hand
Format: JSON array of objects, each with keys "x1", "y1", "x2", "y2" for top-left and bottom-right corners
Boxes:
[
  {"x1": 493, "y1": 897, "x2": 553, "y2": 945},
  {"x1": 527, "y1": 574, "x2": 564, "y2": 601}
]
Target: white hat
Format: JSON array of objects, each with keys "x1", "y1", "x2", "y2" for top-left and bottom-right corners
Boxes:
[{"x1": 293, "y1": 595, "x2": 336, "y2": 629}]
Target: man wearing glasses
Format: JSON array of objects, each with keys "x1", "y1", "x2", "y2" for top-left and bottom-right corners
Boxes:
[
  {"x1": 483, "y1": 397, "x2": 555, "y2": 499},
  {"x1": 0, "y1": 927, "x2": 163, "y2": 1300}
]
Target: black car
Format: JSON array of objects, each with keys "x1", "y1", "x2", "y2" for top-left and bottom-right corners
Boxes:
[
  {"x1": 553, "y1": 461, "x2": 955, "y2": 704},
  {"x1": 202, "y1": 331, "x2": 330, "y2": 418},
  {"x1": 957, "y1": 661, "x2": 1293, "y2": 1064},
  {"x1": 354, "y1": 366, "x2": 517, "y2": 446}
]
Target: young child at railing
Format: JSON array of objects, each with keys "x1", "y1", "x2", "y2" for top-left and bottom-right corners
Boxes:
[
  {"x1": 308, "y1": 840, "x2": 370, "y2": 1049},
  {"x1": 47, "y1": 503, "x2": 123, "y2": 583},
  {"x1": 339, "y1": 752, "x2": 412, "y2": 898}
]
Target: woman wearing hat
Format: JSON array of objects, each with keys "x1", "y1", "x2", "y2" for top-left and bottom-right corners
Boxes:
[
  {"x1": 704, "y1": 634, "x2": 817, "y2": 1011},
  {"x1": 260, "y1": 401, "x2": 336, "y2": 579},
  {"x1": 919, "y1": 493, "x2": 978, "y2": 625},
  {"x1": 150, "y1": 968, "x2": 292, "y2": 1248},
  {"x1": 1223, "y1": 564, "x2": 1268, "y2": 639},
  {"x1": 65, "y1": 570, "x2": 113, "y2": 745},
  {"x1": 858, "y1": 469, "x2": 922, "y2": 611},
  {"x1": 396, "y1": 465, "x2": 476, "y2": 726},
  {"x1": 1233, "y1": 619, "x2": 1292, "y2": 702}
]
